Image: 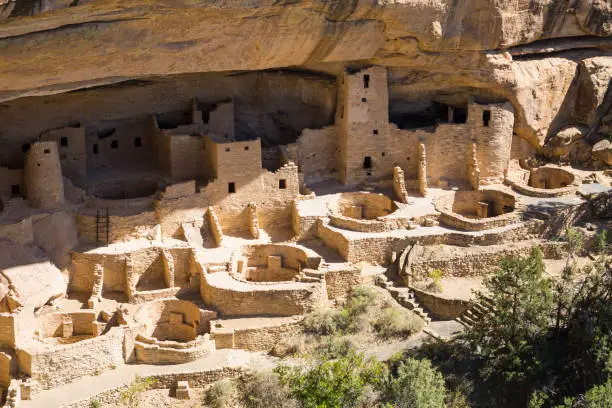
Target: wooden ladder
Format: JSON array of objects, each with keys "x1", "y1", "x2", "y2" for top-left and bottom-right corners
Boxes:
[{"x1": 95, "y1": 208, "x2": 110, "y2": 246}]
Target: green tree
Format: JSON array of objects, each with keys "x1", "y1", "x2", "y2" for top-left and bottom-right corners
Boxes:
[
  {"x1": 467, "y1": 247, "x2": 553, "y2": 382},
  {"x1": 557, "y1": 378, "x2": 612, "y2": 408},
  {"x1": 383, "y1": 358, "x2": 447, "y2": 408}
]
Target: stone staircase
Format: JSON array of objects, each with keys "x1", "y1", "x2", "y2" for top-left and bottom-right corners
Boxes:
[
  {"x1": 375, "y1": 275, "x2": 431, "y2": 324},
  {"x1": 294, "y1": 268, "x2": 325, "y2": 283},
  {"x1": 455, "y1": 295, "x2": 495, "y2": 329}
]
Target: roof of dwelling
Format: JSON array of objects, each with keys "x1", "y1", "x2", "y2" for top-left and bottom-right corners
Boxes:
[{"x1": 0, "y1": 240, "x2": 66, "y2": 310}]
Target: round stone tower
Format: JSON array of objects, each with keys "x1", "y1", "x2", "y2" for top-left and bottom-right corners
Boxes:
[{"x1": 24, "y1": 141, "x2": 65, "y2": 209}]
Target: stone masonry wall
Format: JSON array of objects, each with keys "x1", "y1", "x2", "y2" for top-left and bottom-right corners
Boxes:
[
  {"x1": 233, "y1": 320, "x2": 303, "y2": 352},
  {"x1": 21, "y1": 327, "x2": 125, "y2": 390},
  {"x1": 40, "y1": 126, "x2": 87, "y2": 186}
]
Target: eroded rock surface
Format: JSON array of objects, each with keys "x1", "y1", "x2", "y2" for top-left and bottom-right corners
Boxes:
[{"x1": 0, "y1": 1, "x2": 610, "y2": 153}]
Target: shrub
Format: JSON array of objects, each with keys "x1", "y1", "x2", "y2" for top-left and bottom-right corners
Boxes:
[
  {"x1": 270, "y1": 334, "x2": 308, "y2": 358},
  {"x1": 204, "y1": 379, "x2": 237, "y2": 408},
  {"x1": 89, "y1": 400, "x2": 101, "y2": 408},
  {"x1": 303, "y1": 308, "x2": 343, "y2": 335},
  {"x1": 315, "y1": 335, "x2": 357, "y2": 359},
  {"x1": 427, "y1": 269, "x2": 444, "y2": 293},
  {"x1": 119, "y1": 376, "x2": 157, "y2": 408},
  {"x1": 276, "y1": 350, "x2": 387, "y2": 408},
  {"x1": 555, "y1": 379, "x2": 612, "y2": 408},
  {"x1": 238, "y1": 371, "x2": 298, "y2": 408},
  {"x1": 374, "y1": 307, "x2": 422, "y2": 338},
  {"x1": 383, "y1": 357, "x2": 447, "y2": 408}
]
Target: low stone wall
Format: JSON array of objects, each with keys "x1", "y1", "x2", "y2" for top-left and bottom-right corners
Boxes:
[
  {"x1": 233, "y1": 320, "x2": 303, "y2": 352},
  {"x1": 36, "y1": 311, "x2": 97, "y2": 338},
  {"x1": 507, "y1": 180, "x2": 578, "y2": 198},
  {"x1": 435, "y1": 190, "x2": 520, "y2": 232},
  {"x1": 63, "y1": 366, "x2": 244, "y2": 408},
  {"x1": 335, "y1": 192, "x2": 397, "y2": 220},
  {"x1": 316, "y1": 220, "x2": 350, "y2": 260},
  {"x1": 402, "y1": 241, "x2": 566, "y2": 281},
  {"x1": 238, "y1": 243, "x2": 321, "y2": 270},
  {"x1": 410, "y1": 287, "x2": 471, "y2": 320},
  {"x1": 324, "y1": 220, "x2": 545, "y2": 265},
  {"x1": 134, "y1": 334, "x2": 215, "y2": 364},
  {"x1": 19, "y1": 327, "x2": 125, "y2": 390},
  {"x1": 438, "y1": 210, "x2": 521, "y2": 232},
  {"x1": 201, "y1": 273, "x2": 326, "y2": 317}
]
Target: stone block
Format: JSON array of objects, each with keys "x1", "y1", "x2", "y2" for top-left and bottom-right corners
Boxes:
[
  {"x1": 475, "y1": 202, "x2": 489, "y2": 219},
  {"x1": 176, "y1": 380, "x2": 190, "y2": 400},
  {"x1": 347, "y1": 205, "x2": 363, "y2": 219},
  {"x1": 61, "y1": 317, "x2": 73, "y2": 339},
  {"x1": 212, "y1": 327, "x2": 235, "y2": 349},
  {"x1": 267, "y1": 256, "x2": 282, "y2": 273}
]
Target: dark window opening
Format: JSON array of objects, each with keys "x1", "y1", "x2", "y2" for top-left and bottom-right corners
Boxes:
[
  {"x1": 382, "y1": 152, "x2": 386, "y2": 157},
  {"x1": 244, "y1": 146, "x2": 249, "y2": 151},
  {"x1": 21, "y1": 144, "x2": 30, "y2": 153},
  {"x1": 482, "y1": 110, "x2": 491, "y2": 127},
  {"x1": 155, "y1": 111, "x2": 191, "y2": 130},
  {"x1": 373, "y1": 129, "x2": 378, "y2": 135},
  {"x1": 60, "y1": 137, "x2": 68, "y2": 147},
  {"x1": 43, "y1": 149, "x2": 51, "y2": 154},
  {"x1": 363, "y1": 156, "x2": 372, "y2": 169},
  {"x1": 453, "y1": 107, "x2": 468, "y2": 124},
  {"x1": 228, "y1": 182, "x2": 236, "y2": 194},
  {"x1": 97, "y1": 128, "x2": 116, "y2": 139},
  {"x1": 134, "y1": 137, "x2": 142, "y2": 147},
  {"x1": 279, "y1": 179, "x2": 287, "y2": 189},
  {"x1": 225, "y1": 148, "x2": 230, "y2": 152},
  {"x1": 93, "y1": 144, "x2": 99, "y2": 154},
  {"x1": 11, "y1": 185, "x2": 20, "y2": 196},
  {"x1": 367, "y1": 172, "x2": 372, "y2": 176},
  {"x1": 361, "y1": 98, "x2": 367, "y2": 103},
  {"x1": 111, "y1": 140, "x2": 118, "y2": 149},
  {"x1": 363, "y1": 74, "x2": 370, "y2": 89}
]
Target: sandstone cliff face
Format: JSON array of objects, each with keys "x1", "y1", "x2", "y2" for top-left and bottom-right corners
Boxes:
[{"x1": 0, "y1": 0, "x2": 610, "y2": 153}]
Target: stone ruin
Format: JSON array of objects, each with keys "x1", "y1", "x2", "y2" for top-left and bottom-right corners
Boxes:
[{"x1": 0, "y1": 1, "x2": 611, "y2": 404}]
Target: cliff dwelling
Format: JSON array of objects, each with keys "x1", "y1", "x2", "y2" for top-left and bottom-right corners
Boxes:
[{"x1": 0, "y1": 1, "x2": 610, "y2": 407}]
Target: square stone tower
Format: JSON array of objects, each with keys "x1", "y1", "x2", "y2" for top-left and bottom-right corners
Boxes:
[{"x1": 336, "y1": 66, "x2": 390, "y2": 185}]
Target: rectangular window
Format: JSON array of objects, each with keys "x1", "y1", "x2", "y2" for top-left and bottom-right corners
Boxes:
[
  {"x1": 279, "y1": 179, "x2": 287, "y2": 189},
  {"x1": 93, "y1": 144, "x2": 99, "y2": 154},
  {"x1": 60, "y1": 137, "x2": 68, "y2": 147},
  {"x1": 363, "y1": 156, "x2": 372, "y2": 169},
  {"x1": 363, "y1": 74, "x2": 370, "y2": 89},
  {"x1": 134, "y1": 137, "x2": 142, "y2": 147},
  {"x1": 228, "y1": 182, "x2": 236, "y2": 194},
  {"x1": 373, "y1": 129, "x2": 378, "y2": 135},
  {"x1": 482, "y1": 110, "x2": 491, "y2": 127},
  {"x1": 11, "y1": 185, "x2": 20, "y2": 196},
  {"x1": 452, "y1": 107, "x2": 468, "y2": 124},
  {"x1": 43, "y1": 149, "x2": 50, "y2": 154}
]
